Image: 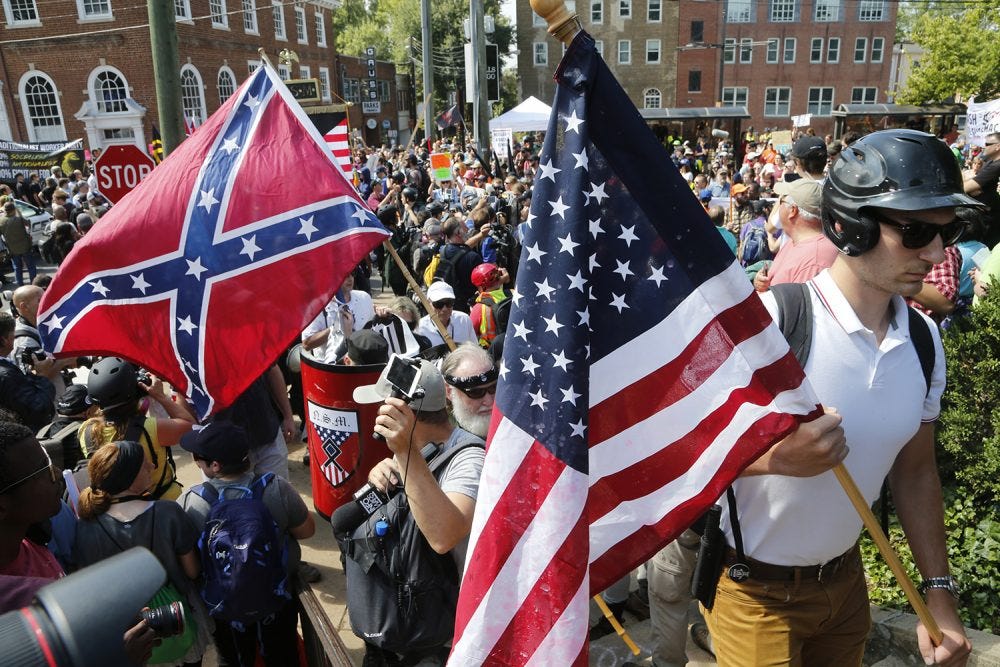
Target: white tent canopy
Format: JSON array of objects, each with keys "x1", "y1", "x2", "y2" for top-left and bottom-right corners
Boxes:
[{"x1": 489, "y1": 96, "x2": 552, "y2": 132}]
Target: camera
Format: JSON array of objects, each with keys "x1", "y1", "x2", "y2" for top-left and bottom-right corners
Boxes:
[
  {"x1": 140, "y1": 601, "x2": 186, "y2": 638},
  {"x1": 20, "y1": 348, "x2": 46, "y2": 367},
  {"x1": 351, "y1": 442, "x2": 440, "y2": 518}
]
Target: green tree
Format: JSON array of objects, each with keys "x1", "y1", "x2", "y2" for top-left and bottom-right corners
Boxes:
[
  {"x1": 896, "y1": 4, "x2": 1000, "y2": 104},
  {"x1": 328, "y1": 0, "x2": 512, "y2": 115}
]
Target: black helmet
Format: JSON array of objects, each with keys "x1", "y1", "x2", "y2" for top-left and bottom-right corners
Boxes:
[
  {"x1": 87, "y1": 357, "x2": 140, "y2": 409},
  {"x1": 401, "y1": 186, "x2": 418, "y2": 201},
  {"x1": 822, "y1": 129, "x2": 983, "y2": 256}
]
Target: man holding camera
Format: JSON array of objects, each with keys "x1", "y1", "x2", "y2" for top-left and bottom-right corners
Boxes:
[
  {"x1": 351, "y1": 358, "x2": 485, "y2": 665},
  {"x1": 0, "y1": 312, "x2": 54, "y2": 429},
  {"x1": 10, "y1": 286, "x2": 74, "y2": 398}
]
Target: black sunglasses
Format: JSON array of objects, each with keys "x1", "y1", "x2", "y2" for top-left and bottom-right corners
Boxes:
[
  {"x1": 875, "y1": 215, "x2": 965, "y2": 249},
  {"x1": 433, "y1": 300, "x2": 455, "y2": 309},
  {"x1": 459, "y1": 382, "x2": 497, "y2": 399}
]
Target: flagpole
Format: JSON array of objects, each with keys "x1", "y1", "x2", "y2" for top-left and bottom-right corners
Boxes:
[
  {"x1": 382, "y1": 242, "x2": 457, "y2": 351},
  {"x1": 530, "y1": 0, "x2": 944, "y2": 651}
]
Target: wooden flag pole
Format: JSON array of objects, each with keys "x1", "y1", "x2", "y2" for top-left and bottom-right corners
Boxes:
[
  {"x1": 381, "y1": 241, "x2": 457, "y2": 352},
  {"x1": 832, "y1": 463, "x2": 942, "y2": 644},
  {"x1": 528, "y1": 0, "x2": 944, "y2": 651}
]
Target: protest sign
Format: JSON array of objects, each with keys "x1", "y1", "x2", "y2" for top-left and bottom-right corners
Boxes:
[
  {"x1": 965, "y1": 97, "x2": 1000, "y2": 147},
  {"x1": 429, "y1": 152, "x2": 452, "y2": 182}
]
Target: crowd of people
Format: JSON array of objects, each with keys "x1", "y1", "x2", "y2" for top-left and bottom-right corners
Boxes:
[{"x1": 0, "y1": 117, "x2": 996, "y2": 667}]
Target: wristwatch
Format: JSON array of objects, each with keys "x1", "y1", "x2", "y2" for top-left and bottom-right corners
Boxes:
[{"x1": 918, "y1": 575, "x2": 961, "y2": 599}]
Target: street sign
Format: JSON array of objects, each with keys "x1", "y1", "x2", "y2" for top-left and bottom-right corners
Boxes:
[
  {"x1": 486, "y1": 44, "x2": 500, "y2": 103},
  {"x1": 362, "y1": 101, "x2": 381, "y2": 114},
  {"x1": 94, "y1": 144, "x2": 155, "y2": 204}
]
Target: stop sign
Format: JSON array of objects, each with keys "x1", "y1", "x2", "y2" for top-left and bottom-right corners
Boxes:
[{"x1": 94, "y1": 144, "x2": 156, "y2": 204}]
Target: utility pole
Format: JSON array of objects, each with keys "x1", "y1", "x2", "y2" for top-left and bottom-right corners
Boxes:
[
  {"x1": 420, "y1": 0, "x2": 434, "y2": 147},
  {"x1": 409, "y1": 36, "x2": 418, "y2": 142},
  {"x1": 147, "y1": 0, "x2": 183, "y2": 156},
  {"x1": 469, "y1": 0, "x2": 488, "y2": 154}
]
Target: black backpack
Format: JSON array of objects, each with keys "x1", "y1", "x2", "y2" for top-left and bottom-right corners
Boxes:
[
  {"x1": 432, "y1": 245, "x2": 470, "y2": 291},
  {"x1": 339, "y1": 437, "x2": 484, "y2": 653}
]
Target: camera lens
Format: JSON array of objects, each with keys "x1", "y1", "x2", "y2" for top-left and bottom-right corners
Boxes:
[{"x1": 140, "y1": 601, "x2": 185, "y2": 638}]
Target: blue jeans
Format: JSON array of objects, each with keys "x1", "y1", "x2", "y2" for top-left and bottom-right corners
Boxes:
[{"x1": 11, "y1": 252, "x2": 36, "y2": 285}]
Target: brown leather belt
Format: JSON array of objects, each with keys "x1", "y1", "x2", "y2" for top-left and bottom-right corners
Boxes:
[{"x1": 723, "y1": 544, "x2": 858, "y2": 583}]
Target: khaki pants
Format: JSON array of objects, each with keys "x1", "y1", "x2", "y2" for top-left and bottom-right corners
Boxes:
[
  {"x1": 702, "y1": 550, "x2": 870, "y2": 667},
  {"x1": 647, "y1": 528, "x2": 701, "y2": 667}
]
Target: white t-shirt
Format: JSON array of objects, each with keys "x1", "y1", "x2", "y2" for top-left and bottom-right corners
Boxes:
[
  {"x1": 721, "y1": 270, "x2": 945, "y2": 565},
  {"x1": 344, "y1": 290, "x2": 374, "y2": 330},
  {"x1": 414, "y1": 311, "x2": 477, "y2": 347}
]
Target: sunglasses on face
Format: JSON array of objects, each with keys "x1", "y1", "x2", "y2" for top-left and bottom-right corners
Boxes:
[
  {"x1": 433, "y1": 300, "x2": 455, "y2": 309},
  {"x1": 875, "y1": 215, "x2": 965, "y2": 249},
  {"x1": 0, "y1": 446, "x2": 57, "y2": 495},
  {"x1": 459, "y1": 382, "x2": 497, "y2": 399}
]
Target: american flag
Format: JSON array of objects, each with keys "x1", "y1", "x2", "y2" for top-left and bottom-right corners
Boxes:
[
  {"x1": 449, "y1": 32, "x2": 822, "y2": 665},
  {"x1": 37, "y1": 66, "x2": 388, "y2": 418},
  {"x1": 323, "y1": 115, "x2": 353, "y2": 174}
]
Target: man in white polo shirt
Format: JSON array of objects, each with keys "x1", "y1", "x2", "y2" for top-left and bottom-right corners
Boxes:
[{"x1": 704, "y1": 129, "x2": 979, "y2": 667}]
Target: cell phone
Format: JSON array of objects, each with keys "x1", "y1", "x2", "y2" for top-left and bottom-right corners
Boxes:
[{"x1": 384, "y1": 355, "x2": 421, "y2": 400}]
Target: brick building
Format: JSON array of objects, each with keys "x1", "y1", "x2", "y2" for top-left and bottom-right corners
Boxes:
[
  {"x1": 515, "y1": 0, "x2": 896, "y2": 137},
  {"x1": 335, "y1": 54, "x2": 411, "y2": 147},
  {"x1": 0, "y1": 0, "x2": 403, "y2": 154}
]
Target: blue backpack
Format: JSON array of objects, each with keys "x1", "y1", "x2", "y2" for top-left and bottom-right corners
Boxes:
[
  {"x1": 193, "y1": 473, "x2": 289, "y2": 626},
  {"x1": 740, "y1": 223, "x2": 772, "y2": 267}
]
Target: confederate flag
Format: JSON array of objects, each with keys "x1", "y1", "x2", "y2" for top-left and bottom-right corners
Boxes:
[{"x1": 37, "y1": 65, "x2": 389, "y2": 418}]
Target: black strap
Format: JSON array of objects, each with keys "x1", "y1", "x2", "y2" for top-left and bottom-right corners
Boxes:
[
  {"x1": 906, "y1": 307, "x2": 935, "y2": 396},
  {"x1": 770, "y1": 282, "x2": 814, "y2": 368},
  {"x1": 725, "y1": 487, "x2": 746, "y2": 564}
]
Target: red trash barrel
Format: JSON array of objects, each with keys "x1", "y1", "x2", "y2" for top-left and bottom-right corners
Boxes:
[{"x1": 300, "y1": 353, "x2": 389, "y2": 520}]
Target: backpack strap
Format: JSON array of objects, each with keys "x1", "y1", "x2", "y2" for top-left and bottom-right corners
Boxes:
[
  {"x1": 192, "y1": 481, "x2": 220, "y2": 505},
  {"x1": 250, "y1": 472, "x2": 275, "y2": 500},
  {"x1": 426, "y1": 436, "x2": 485, "y2": 476},
  {"x1": 769, "y1": 282, "x2": 814, "y2": 369},
  {"x1": 906, "y1": 307, "x2": 935, "y2": 397}
]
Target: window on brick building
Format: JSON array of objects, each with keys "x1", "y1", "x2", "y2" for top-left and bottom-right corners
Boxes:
[
  {"x1": 295, "y1": 6, "x2": 307, "y2": 44},
  {"x1": 647, "y1": 0, "x2": 660, "y2": 22},
  {"x1": 769, "y1": 0, "x2": 795, "y2": 22},
  {"x1": 807, "y1": 87, "x2": 834, "y2": 115},
  {"x1": 3, "y1": 0, "x2": 39, "y2": 25},
  {"x1": 688, "y1": 70, "x2": 701, "y2": 92},
  {"x1": 77, "y1": 0, "x2": 112, "y2": 20},
  {"x1": 810, "y1": 37, "x2": 823, "y2": 63},
  {"x1": 299, "y1": 64, "x2": 311, "y2": 81},
  {"x1": 594, "y1": 39, "x2": 603, "y2": 56},
  {"x1": 827, "y1": 37, "x2": 840, "y2": 63},
  {"x1": 590, "y1": 0, "x2": 601, "y2": 23},
  {"x1": 766, "y1": 38, "x2": 778, "y2": 63},
  {"x1": 690, "y1": 20, "x2": 704, "y2": 42},
  {"x1": 20, "y1": 72, "x2": 66, "y2": 142},
  {"x1": 854, "y1": 37, "x2": 866, "y2": 62},
  {"x1": 783, "y1": 37, "x2": 796, "y2": 62},
  {"x1": 315, "y1": 11, "x2": 326, "y2": 46},
  {"x1": 722, "y1": 87, "x2": 748, "y2": 107},
  {"x1": 871, "y1": 37, "x2": 884, "y2": 62},
  {"x1": 643, "y1": 88, "x2": 661, "y2": 109},
  {"x1": 726, "y1": 0, "x2": 751, "y2": 23},
  {"x1": 377, "y1": 80, "x2": 391, "y2": 103},
  {"x1": 646, "y1": 39, "x2": 661, "y2": 63},
  {"x1": 277, "y1": 64, "x2": 290, "y2": 80},
  {"x1": 764, "y1": 87, "x2": 790, "y2": 116},
  {"x1": 851, "y1": 87, "x2": 877, "y2": 104},
  {"x1": 344, "y1": 78, "x2": 361, "y2": 103},
  {"x1": 180, "y1": 65, "x2": 207, "y2": 127},
  {"x1": 247, "y1": 59, "x2": 261, "y2": 74},
  {"x1": 814, "y1": 0, "x2": 839, "y2": 22},
  {"x1": 272, "y1": 1, "x2": 286, "y2": 40},
  {"x1": 723, "y1": 38, "x2": 736, "y2": 63},
  {"x1": 618, "y1": 40, "x2": 631, "y2": 64},
  {"x1": 533, "y1": 42, "x2": 548, "y2": 66},
  {"x1": 0, "y1": 93, "x2": 13, "y2": 141},
  {"x1": 91, "y1": 68, "x2": 129, "y2": 113},
  {"x1": 858, "y1": 0, "x2": 884, "y2": 21},
  {"x1": 174, "y1": 0, "x2": 190, "y2": 20},
  {"x1": 210, "y1": 0, "x2": 227, "y2": 28},
  {"x1": 242, "y1": 0, "x2": 257, "y2": 33},
  {"x1": 217, "y1": 67, "x2": 237, "y2": 104},
  {"x1": 618, "y1": 0, "x2": 630, "y2": 18},
  {"x1": 319, "y1": 67, "x2": 331, "y2": 102},
  {"x1": 739, "y1": 37, "x2": 753, "y2": 63}
]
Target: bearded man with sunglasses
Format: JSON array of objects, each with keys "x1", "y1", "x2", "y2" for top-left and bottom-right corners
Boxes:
[
  {"x1": 703, "y1": 130, "x2": 979, "y2": 667},
  {"x1": 441, "y1": 344, "x2": 497, "y2": 440}
]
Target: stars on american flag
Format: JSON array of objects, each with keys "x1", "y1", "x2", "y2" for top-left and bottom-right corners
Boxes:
[{"x1": 498, "y1": 101, "x2": 681, "y2": 450}]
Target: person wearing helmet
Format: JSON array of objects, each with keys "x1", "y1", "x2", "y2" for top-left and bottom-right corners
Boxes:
[
  {"x1": 79, "y1": 357, "x2": 196, "y2": 500},
  {"x1": 469, "y1": 263, "x2": 511, "y2": 349},
  {"x1": 703, "y1": 130, "x2": 979, "y2": 667}
]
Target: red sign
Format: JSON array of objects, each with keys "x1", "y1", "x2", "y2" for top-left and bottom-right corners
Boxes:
[{"x1": 94, "y1": 145, "x2": 155, "y2": 204}]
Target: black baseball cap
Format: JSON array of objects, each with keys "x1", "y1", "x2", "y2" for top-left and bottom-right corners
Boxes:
[
  {"x1": 56, "y1": 384, "x2": 89, "y2": 416},
  {"x1": 792, "y1": 136, "x2": 827, "y2": 159},
  {"x1": 346, "y1": 330, "x2": 389, "y2": 365},
  {"x1": 180, "y1": 421, "x2": 250, "y2": 464}
]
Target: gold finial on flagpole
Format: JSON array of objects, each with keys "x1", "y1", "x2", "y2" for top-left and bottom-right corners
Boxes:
[{"x1": 529, "y1": 0, "x2": 582, "y2": 46}]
